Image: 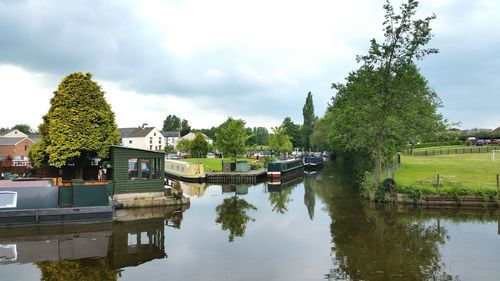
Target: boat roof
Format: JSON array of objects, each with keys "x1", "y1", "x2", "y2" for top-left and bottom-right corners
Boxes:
[{"x1": 0, "y1": 180, "x2": 52, "y2": 188}]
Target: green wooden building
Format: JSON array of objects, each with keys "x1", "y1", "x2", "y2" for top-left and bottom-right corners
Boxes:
[{"x1": 109, "y1": 146, "x2": 165, "y2": 195}]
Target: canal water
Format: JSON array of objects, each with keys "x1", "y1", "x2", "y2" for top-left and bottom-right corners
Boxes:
[{"x1": 1, "y1": 162, "x2": 500, "y2": 280}]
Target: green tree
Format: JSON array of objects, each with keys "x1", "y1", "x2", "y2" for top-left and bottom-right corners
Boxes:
[
  {"x1": 268, "y1": 187, "x2": 293, "y2": 214},
  {"x1": 215, "y1": 117, "x2": 248, "y2": 161},
  {"x1": 281, "y1": 117, "x2": 302, "y2": 149},
  {"x1": 245, "y1": 127, "x2": 257, "y2": 146},
  {"x1": 190, "y1": 133, "x2": 209, "y2": 158},
  {"x1": 310, "y1": 117, "x2": 330, "y2": 152},
  {"x1": 162, "y1": 115, "x2": 181, "y2": 131},
  {"x1": 12, "y1": 124, "x2": 33, "y2": 134},
  {"x1": 30, "y1": 72, "x2": 120, "y2": 178},
  {"x1": 302, "y1": 92, "x2": 316, "y2": 150},
  {"x1": 164, "y1": 145, "x2": 176, "y2": 154},
  {"x1": 180, "y1": 119, "x2": 191, "y2": 136},
  {"x1": 253, "y1": 127, "x2": 269, "y2": 146},
  {"x1": 327, "y1": 0, "x2": 443, "y2": 186},
  {"x1": 268, "y1": 126, "x2": 293, "y2": 156},
  {"x1": 176, "y1": 138, "x2": 191, "y2": 153}
]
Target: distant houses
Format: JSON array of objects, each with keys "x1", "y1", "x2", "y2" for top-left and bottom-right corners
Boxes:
[
  {"x1": 0, "y1": 129, "x2": 35, "y2": 164},
  {"x1": 119, "y1": 124, "x2": 165, "y2": 151},
  {"x1": 180, "y1": 132, "x2": 214, "y2": 145},
  {"x1": 162, "y1": 131, "x2": 181, "y2": 148}
]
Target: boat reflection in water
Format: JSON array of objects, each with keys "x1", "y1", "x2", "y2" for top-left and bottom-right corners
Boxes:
[
  {"x1": 179, "y1": 181, "x2": 208, "y2": 197},
  {"x1": 0, "y1": 205, "x2": 188, "y2": 279}
]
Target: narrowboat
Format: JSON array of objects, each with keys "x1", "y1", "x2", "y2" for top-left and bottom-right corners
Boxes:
[
  {"x1": 267, "y1": 159, "x2": 304, "y2": 179},
  {"x1": 267, "y1": 175, "x2": 304, "y2": 192},
  {"x1": 303, "y1": 155, "x2": 324, "y2": 169},
  {"x1": 0, "y1": 179, "x2": 113, "y2": 226},
  {"x1": 164, "y1": 159, "x2": 206, "y2": 182}
]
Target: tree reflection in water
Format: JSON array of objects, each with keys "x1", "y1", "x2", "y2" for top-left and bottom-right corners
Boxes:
[
  {"x1": 215, "y1": 196, "x2": 257, "y2": 242},
  {"x1": 268, "y1": 186, "x2": 293, "y2": 214},
  {"x1": 314, "y1": 162, "x2": 458, "y2": 281},
  {"x1": 37, "y1": 258, "x2": 117, "y2": 281},
  {"x1": 303, "y1": 177, "x2": 316, "y2": 220}
]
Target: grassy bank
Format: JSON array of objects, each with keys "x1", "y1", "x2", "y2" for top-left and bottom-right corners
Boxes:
[
  {"x1": 183, "y1": 158, "x2": 259, "y2": 172},
  {"x1": 394, "y1": 153, "x2": 500, "y2": 195}
]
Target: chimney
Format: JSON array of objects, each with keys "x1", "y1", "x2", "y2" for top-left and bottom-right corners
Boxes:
[{"x1": 141, "y1": 123, "x2": 148, "y2": 129}]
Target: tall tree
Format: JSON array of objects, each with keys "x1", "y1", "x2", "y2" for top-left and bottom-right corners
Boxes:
[
  {"x1": 30, "y1": 72, "x2": 120, "y2": 178},
  {"x1": 253, "y1": 127, "x2": 269, "y2": 146},
  {"x1": 162, "y1": 115, "x2": 181, "y2": 132},
  {"x1": 328, "y1": 0, "x2": 442, "y2": 186},
  {"x1": 12, "y1": 124, "x2": 33, "y2": 135},
  {"x1": 180, "y1": 119, "x2": 191, "y2": 136},
  {"x1": 190, "y1": 133, "x2": 209, "y2": 158},
  {"x1": 268, "y1": 126, "x2": 293, "y2": 156},
  {"x1": 302, "y1": 92, "x2": 316, "y2": 151},
  {"x1": 281, "y1": 117, "x2": 302, "y2": 149},
  {"x1": 176, "y1": 138, "x2": 191, "y2": 153},
  {"x1": 215, "y1": 117, "x2": 248, "y2": 161}
]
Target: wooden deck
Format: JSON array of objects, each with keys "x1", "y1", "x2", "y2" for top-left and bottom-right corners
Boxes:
[{"x1": 206, "y1": 169, "x2": 266, "y2": 184}]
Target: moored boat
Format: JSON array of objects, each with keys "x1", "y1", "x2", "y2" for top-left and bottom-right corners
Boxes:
[
  {"x1": 0, "y1": 179, "x2": 113, "y2": 226},
  {"x1": 303, "y1": 155, "x2": 324, "y2": 169},
  {"x1": 164, "y1": 159, "x2": 205, "y2": 182},
  {"x1": 267, "y1": 159, "x2": 304, "y2": 179}
]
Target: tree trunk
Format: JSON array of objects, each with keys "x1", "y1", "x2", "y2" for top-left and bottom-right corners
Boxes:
[{"x1": 75, "y1": 152, "x2": 86, "y2": 179}]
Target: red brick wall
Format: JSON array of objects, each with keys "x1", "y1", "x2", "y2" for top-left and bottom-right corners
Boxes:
[{"x1": 0, "y1": 138, "x2": 35, "y2": 158}]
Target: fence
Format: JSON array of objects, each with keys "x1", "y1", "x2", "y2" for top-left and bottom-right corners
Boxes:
[{"x1": 408, "y1": 146, "x2": 500, "y2": 156}]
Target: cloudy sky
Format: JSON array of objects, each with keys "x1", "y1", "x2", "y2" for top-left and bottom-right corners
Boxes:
[{"x1": 0, "y1": 0, "x2": 498, "y2": 131}]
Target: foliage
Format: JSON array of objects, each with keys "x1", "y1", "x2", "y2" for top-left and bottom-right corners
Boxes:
[
  {"x1": 180, "y1": 119, "x2": 191, "y2": 136},
  {"x1": 162, "y1": 114, "x2": 181, "y2": 131},
  {"x1": 37, "y1": 258, "x2": 117, "y2": 281},
  {"x1": 215, "y1": 196, "x2": 257, "y2": 242},
  {"x1": 268, "y1": 187, "x2": 293, "y2": 214},
  {"x1": 268, "y1": 126, "x2": 293, "y2": 155},
  {"x1": 30, "y1": 72, "x2": 120, "y2": 178},
  {"x1": 190, "y1": 133, "x2": 209, "y2": 158},
  {"x1": 12, "y1": 123, "x2": 34, "y2": 134},
  {"x1": 326, "y1": 0, "x2": 443, "y2": 186},
  {"x1": 303, "y1": 178, "x2": 316, "y2": 220},
  {"x1": 302, "y1": 91, "x2": 316, "y2": 150},
  {"x1": 215, "y1": 117, "x2": 248, "y2": 161},
  {"x1": 253, "y1": 127, "x2": 269, "y2": 145},
  {"x1": 164, "y1": 145, "x2": 176, "y2": 154},
  {"x1": 310, "y1": 117, "x2": 330, "y2": 151},
  {"x1": 176, "y1": 138, "x2": 191, "y2": 153},
  {"x1": 281, "y1": 117, "x2": 302, "y2": 149}
]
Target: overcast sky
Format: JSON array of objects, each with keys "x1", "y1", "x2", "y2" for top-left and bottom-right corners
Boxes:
[{"x1": 0, "y1": 0, "x2": 498, "y2": 131}]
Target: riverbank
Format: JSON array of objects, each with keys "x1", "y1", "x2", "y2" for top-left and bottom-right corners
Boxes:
[{"x1": 363, "y1": 153, "x2": 500, "y2": 207}]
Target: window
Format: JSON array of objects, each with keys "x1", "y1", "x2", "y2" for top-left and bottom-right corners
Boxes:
[
  {"x1": 0, "y1": 192, "x2": 17, "y2": 208},
  {"x1": 24, "y1": 145, "x2": 29, "y2": 151},
  {"x1": 128, "y1": 158, "x2": 138, "y2": 179},
  {"x1": 150, "y1": 145, "x2": 153, "y2": 150},
  {"x1": 141, "y1": 159, "x2": 150, "y2": 179},
  {"x1": 129, "y1": 140, "x2": 132, "y2": 144},
  {"x1": 154, "y1": 132, "x2": 156, "y2": 136},
  {"x1": 151, "y1": 158, "x2": 159, "y2": 179}
]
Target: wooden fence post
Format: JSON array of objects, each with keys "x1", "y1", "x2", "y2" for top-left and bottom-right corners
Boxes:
[
  {"x1": 497, "y1": 174, "x2": 499, "y2": 195},
  {"x1": 436, "y1": 174, "x2": 440, "y2": 189}
]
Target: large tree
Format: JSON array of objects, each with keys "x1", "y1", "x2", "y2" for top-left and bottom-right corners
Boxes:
[
  {"x1": 180, "y1": 119, "x2": 191, "y2": 136},
  {"x1": 30, "y1": 72, "x2": 120, "y2": 178},
  {"x1": 162, "y1": 115, "x2": 181, "y2": 132},
  {"x1": 215, "y1": 117, "x2": 247, "y2": 161},
  {"x1": 302, "y1": 92, "x2": 316, "y2": 151},
  {"x1": 328, "y1": 0, "x2": 443, "y2": 186},
  {"x1": 281, "y1": 117, "x2": 302, "y2": 149}
]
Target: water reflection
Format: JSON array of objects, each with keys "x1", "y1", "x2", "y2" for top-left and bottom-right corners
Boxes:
[
  {"x1": 0, "y1": 206, "x2": 188, "y2": 280},
  {"x1": 313, "y1": 163, "x2": 458, "y2": 281},
  {"x1": 267, "y1": 177, "x2": 303, "y2": 214},
  {"x1": 303, "y1": 177, "x2": 316, "y2": 220},
  {"x1": 215, "y1": 191, "x2": 257, "y2": 242}
]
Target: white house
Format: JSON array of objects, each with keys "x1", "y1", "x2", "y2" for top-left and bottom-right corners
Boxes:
[
  {"x1": 119, "y1": 124, "x2": 165, "y2": 151},
  {"x1": 2, "y1": 129, "x2": 28, "y2": 138},
  {"x1": 181, "y1": 132, "x2": 214, "y2": 145},
  {"x1": 162, "y1": 131, "x2": 181, "y2": 148}
]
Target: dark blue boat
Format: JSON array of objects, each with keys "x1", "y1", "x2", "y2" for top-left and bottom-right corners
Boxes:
[{"x1": 303, "y1": 154, "x2": 324, "y2": 169}]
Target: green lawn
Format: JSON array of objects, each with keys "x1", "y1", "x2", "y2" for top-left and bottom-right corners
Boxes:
[
  {"x1": 394, "y1": 153, "x2": 500, "y2": 195},
  {"x1": 183, "y1": 158, "x2": 258, "y2": 172}
]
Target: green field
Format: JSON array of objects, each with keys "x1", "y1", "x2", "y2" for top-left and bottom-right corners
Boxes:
[
  {"x1": 394, "y1": 153, "x2": 500, "y2": 195},
  {"x1": 183, "y1": 158, "x2": 258, "y2": 172}
]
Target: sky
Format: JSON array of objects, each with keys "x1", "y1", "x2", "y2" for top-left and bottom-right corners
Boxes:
[{"x1": 0, "y1": 0, "x2": 499, "y2": 131}]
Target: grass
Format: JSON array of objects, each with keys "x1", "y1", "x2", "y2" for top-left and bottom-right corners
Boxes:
[
  {"x1": 183, "y1": 158, "x2": 258, "y2": 172},
  {"x1": 394, "y1": 153, "x2": 500, "y2": 195}
]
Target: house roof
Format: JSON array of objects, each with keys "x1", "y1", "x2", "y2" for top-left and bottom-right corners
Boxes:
[
  {"x1": 162, "y1": 131, "x2": 180, "y2": 138},
  {"x1": 119, "y1": 127, "x2": 156, "y2": 138},
  {"x1": 28, "y1": 134, "x2": 42, "y2": 143},
  {"x1": 0, "y1": 137, "x2": 27, "y2": 146},
  {"x1": 181, "y1": 132, "x2": 213, "y2": 141},
  {"x1": 492, "y1": 127, "x2": 500, "y2": 133}
]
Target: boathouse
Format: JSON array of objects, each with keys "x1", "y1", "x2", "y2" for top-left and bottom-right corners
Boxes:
[{"x1": 109, "y1": 146, "x2": 188, "y2": 207}]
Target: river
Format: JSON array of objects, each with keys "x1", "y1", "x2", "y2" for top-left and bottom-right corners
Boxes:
[{"x1": 1, "y1": 162, "x2": 500, "y2": 280}]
